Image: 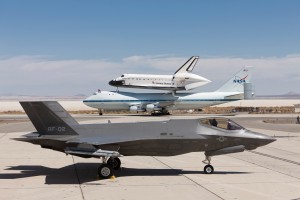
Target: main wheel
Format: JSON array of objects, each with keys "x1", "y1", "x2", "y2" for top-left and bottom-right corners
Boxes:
[
  {"x1": 107, "y1": 157, "x2": 121, "y2": 170},
  {"x1": 204, "y1": 165, "x2": 214, "y2": 174},
  {"x1": 98, "y1": 164, "x2": 113, "y2": 179}
]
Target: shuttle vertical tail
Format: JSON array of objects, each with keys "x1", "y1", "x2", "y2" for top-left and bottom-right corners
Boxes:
[{"x1": 174, "y1": 56, "x2": 199, "y2": 75}]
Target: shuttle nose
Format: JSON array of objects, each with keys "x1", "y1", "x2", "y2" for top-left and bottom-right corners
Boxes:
[{"x1": 109, "y1": 80, "x2": 124, "y2": 86}]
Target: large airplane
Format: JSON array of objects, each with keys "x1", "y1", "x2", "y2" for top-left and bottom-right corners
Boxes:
[
  {"x1": 109, "y1": 56, "x2": 211, "y2": 91},
  {"x1": 84, "y1": 66, "x2": 253, "y2": 115},
  {"x1": 16, "y1": 101, "x2": 275, "y2": 179}
]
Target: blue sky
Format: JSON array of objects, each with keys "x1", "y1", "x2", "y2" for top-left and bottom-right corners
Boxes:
[{"x1": 0, "y1": 1, "x2": 300, "y2": 95}]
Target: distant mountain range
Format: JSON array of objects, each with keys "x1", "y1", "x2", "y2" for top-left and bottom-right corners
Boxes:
[
  {"x1": 0, "y1": 94, "x2": 87, "y2": 101},
  {"x1": 256, "y1": 92, "x2": 300, "y2": 99}
]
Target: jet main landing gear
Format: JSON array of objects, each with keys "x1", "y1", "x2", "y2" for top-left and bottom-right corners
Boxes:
[
  {"x1": 98, "y1": 157, "x2": 122, "y2": 179},
  {"x1": 107, "y1": 157, "x2": 121, "y2": 170},
  {"x1": 98, "y1": 164, "x2": 113, "y2": 179},
  {"x1": 202, "y1": 155, "x2": 214, "y2": 174}
]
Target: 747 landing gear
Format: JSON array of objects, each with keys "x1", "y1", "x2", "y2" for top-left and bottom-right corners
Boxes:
[
  {"x1": 98, "y1": 157, "x2": 122, "y2": 179},
  {"x1": 202, "y1": 155, "x2": 214, "y2": 174}
]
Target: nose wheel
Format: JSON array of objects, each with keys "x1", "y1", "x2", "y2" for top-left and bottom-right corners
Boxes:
[
  {"x1": 204, "y1": 164, "x2": 214, "y2": 174},
  {"x1": 202, "y1": 155, "x2": 214, "y2": 174}
]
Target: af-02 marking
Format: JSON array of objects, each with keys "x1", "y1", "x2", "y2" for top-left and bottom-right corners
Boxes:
[{"x1": 48, "y1": 126, "x2": 66, "y2": 132}]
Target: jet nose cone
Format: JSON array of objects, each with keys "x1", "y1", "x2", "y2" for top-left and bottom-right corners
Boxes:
[{"x1": 258, "y1": 134, "x2": 276, "y2": 146}]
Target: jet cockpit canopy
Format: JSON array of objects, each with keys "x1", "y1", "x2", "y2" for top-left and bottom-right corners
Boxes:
[{"x1": 200, "y1": 118, "x2": 244, "y2": 131}]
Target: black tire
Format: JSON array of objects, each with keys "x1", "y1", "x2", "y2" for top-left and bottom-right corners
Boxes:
[
  {"x1": 107, "y1": 157, "x2": 121, "y2": 170},
  {"x1": 204, "y1": 165, "x2": 214, "y2": 174},
  {"x1": 98, "y1": 164, "x2": 113, "y2": 179}
]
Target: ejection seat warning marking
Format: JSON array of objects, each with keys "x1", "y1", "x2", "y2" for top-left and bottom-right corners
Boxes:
[{"x1": 48, "y1": 127, "x2": 66, "y2": 132}]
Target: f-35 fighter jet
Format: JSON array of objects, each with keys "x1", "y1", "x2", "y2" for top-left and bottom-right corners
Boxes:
[{"x1": 15, "y1": 101, "x2": 275, "y2": 179}]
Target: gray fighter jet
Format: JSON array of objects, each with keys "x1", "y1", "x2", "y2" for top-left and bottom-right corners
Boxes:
[{"x1": 15, "y1": 101, "x2": 275, "y2": 179}]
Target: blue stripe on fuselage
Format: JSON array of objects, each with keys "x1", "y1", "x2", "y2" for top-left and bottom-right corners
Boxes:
[{"x1": 83, "y1": 99, "x2": 239, "y2": 103}]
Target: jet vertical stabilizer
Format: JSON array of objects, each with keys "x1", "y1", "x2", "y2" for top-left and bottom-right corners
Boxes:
[{"x1": 20, "y1": 101, "x2": 78, "y2": 135}]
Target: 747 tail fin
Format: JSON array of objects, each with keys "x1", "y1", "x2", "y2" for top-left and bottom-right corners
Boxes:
[
  {"x1": 216, "y1": 66, "x2": 253, "y2": 93},
  {"x1": 20, "y1": 101, "x2": 78, "y2": 135}
]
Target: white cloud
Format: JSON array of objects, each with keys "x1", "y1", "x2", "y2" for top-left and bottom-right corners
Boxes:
[{"x1": 0, "y1": 54, "x2": 299, "y2": 95}]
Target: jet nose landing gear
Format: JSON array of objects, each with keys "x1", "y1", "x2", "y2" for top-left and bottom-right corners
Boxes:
[
  {"x1": 202, "y1": 155, "x2": 214, "y2": 174},
  {"x1": 204, "y1": 164, "x2": 214, "y2": 174}
]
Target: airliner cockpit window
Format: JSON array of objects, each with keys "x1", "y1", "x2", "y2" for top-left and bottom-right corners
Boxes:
[
  {"x1": 121, "y1": 74, "x2": 124, "y2": 77},
  {"x1": 200, "y1": 118, "x2": 244, "y2": 131}
]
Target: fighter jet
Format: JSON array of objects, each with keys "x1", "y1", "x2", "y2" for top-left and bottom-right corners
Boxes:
[
  {"x1": 109, "y1": 56, "x2": 211, "y2": 91},
  {"x1": 85, "y1": 66, "x2": 253, "y2": 115},
  {"x1": 15, "y1": 101, "x2": 275, "y2": 179}
]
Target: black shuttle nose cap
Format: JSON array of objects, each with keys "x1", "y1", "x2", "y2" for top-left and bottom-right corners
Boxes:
[{"x1": 109, "y1": 80, "x2": 124, "y2": 86}]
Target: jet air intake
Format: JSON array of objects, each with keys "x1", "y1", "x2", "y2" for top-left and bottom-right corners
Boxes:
[{"x1": 205, "y1": 145, "x2": 245, "y2": 157}]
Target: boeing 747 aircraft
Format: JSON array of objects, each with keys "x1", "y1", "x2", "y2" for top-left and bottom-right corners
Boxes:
[
  {"x1": 84, "y1": 67, "x2": 253, "y2": 115},
  {"x1": 109, "y1": 56, "x2": 211, "y2": 91}
]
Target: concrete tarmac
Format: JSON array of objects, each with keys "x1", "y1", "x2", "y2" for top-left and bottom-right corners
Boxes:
[{"x1": 0, "y1": 114, "x2": 300, "y2": 200}]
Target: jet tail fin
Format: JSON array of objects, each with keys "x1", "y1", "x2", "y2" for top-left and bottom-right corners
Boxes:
[
  {"x1": 216, "y1": 66, "x2": 253, "y2": 93},
  {"x1": 174, "y1": 56, "x2": 199, "y2": 75},
  {"x1": 20, "y1": 101, "x2": 78, "y2": 135}
]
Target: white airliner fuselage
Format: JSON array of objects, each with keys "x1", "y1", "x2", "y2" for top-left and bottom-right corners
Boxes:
[
  {"x1": 109, "y1": 56, "x2": 211, "y2": 91},
  {"x1": 83, "y1": 91, "x2": 243, "y2": 113}
]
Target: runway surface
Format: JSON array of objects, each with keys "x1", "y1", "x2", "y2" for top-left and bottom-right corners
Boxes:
[{"x1": 0, "y1": 114, "x2": 300, "y2": 200}]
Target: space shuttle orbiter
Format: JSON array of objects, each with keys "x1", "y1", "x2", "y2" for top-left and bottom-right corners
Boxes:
[{"x1": 109, "y1": 56, "x2": 211, "y2": 91}]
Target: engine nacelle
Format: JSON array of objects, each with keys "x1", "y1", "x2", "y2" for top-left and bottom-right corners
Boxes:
[
  {"x1": 205, "y1": 145, "x2": 245, "y2": 157},
  {"x1": 129, "y1": 106, "x2": 145, "y2": 113},
  {"x1": 146, "y1": 104, "x2": 162, "y2": 112}
]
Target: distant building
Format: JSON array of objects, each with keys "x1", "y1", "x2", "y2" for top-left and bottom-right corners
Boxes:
[{"x1": 295, "y1": 104, "x2": 300, "y2": 113}]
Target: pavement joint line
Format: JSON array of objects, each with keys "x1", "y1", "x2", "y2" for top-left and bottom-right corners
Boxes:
[
  {"x1": 0, "y1": 133, "x2": 8, "y2": 140},
  {"x1": 265, "y1": 146, "x2": 300, "y2": 155},
  {"x1": 230, "y1": 155, "x2": 300, "y2": 180},
  {"x1": 249, "y1": 150, "x2": 300, "y2": 166},
  {"x1": 71, "y1": 156, "x2": 85, "y2": 200},
  {"x1": 152, "y1": 156, "x2": 225, "y2": 200}
]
